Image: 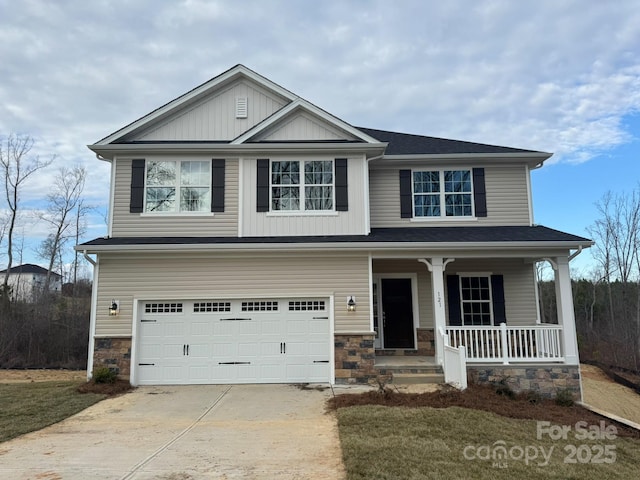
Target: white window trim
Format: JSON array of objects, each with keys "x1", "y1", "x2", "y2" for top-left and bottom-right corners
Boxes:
[
  {"x1": 458, "y1": 273, "x2": 494, "y2": 326},
  {"x1": 143, "y1": 159, "x2": 212, "y2": 215},
  {"x1": 411, "y1": 168, "x2": 475, "y2": 219},
  {"x1": 269, "y1": 159, "x2": 336, "y2": 214}
]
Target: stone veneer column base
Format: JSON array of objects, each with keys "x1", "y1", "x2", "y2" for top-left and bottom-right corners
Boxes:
[
  {"x1": 93, "y1": 338, "x2": 132, "y2": 379},
  {"x1": 467, "y1": 365, "x2": 582, "y2": 399},
  {"x1": 334, "y1": 334, "x2": 376, "y2": 384}
]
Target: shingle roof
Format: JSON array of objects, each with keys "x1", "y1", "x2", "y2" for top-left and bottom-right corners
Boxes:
[
  {"x1": 0, "y1": 263, "x2": 62, "y2": 276},
  {"x1": 356, "y1": 127, "x2": 543, "y2": 156},
  {"x1": 79, "y1": 226, "x2": 591, "y2": 248}
]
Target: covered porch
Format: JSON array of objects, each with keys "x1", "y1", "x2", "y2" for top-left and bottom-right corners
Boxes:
[{"x1": 370, "y1": 253, "x2": 581, "y2": 391}]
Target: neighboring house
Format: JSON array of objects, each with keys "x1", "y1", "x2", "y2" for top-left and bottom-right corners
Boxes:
[
  {"x1": 0, "y1": 263, "x2": 62, "y2": 301},
  {"x1": 78, "y1": 65, "x2": 592, "y2": 396}
]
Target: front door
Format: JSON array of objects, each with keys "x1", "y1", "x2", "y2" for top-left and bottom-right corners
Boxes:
[{"x1": 381, "y1": 278, "x2": 415, "y2": 348}]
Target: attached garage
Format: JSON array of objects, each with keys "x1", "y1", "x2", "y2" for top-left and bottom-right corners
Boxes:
[{"x1": 134, "y1": 298, "x2": 332, "y2": 385}]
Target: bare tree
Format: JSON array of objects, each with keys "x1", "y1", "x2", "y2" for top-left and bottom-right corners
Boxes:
[
  {"x1": 0, "y1": 134, "x2": 53, "y2": 296},
  {"x1": 37, "y1": 166, "x2": 86, "y2": 291}
]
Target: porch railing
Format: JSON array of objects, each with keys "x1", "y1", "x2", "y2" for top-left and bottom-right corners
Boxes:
[
  {"x1": 440, "y1": 328, "x2": 468, "y2": 390},
  {"x1": 445, "y1": 323, "x2": 564, "y2": 364}
]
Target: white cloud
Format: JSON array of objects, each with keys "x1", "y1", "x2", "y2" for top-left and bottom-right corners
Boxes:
[{"x1": 0, "y1": 0, "x2": 639, "y2": 262}]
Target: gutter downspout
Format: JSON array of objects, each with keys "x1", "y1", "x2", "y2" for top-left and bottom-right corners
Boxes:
[
  {"x1": 83, "y1": 250, "x2": 98, "y2": 380},
  {"x1": 568, "y1": 245, "x2": 583, "y2": 262}
]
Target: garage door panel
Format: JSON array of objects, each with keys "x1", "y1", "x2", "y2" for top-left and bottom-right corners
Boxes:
[{"x1": 137, "y1": 298, "x2": 331, "y2": 385}]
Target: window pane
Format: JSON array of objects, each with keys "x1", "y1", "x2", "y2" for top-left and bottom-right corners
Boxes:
[
  {"x1": 444, "y1": 170, "x2": 471, "y2": 192},
  {"x1": 146, "y1": 187, "x2": 176, "y2": 212},
  {"x1": 147, "y1": 161, "x2": 176, "y2": 186},
  {"x1": 181, "y1": 161, "x2": 210, "y2": 186},
  {"x1": 413, "y1": 171, "x2": 439, "y2": 193},
  {"x1": 305, "y1": 185, "x2": 333, "y2": 210},
  {"x1": 445, "y1": 193, "x2": 472, "y2": 216},
  {"x1": 271, "y1": 186, "x2": 300, "y2": 210},
  {"x1": 414, "y1": 194, "x2": 440, "y2": 217},
  {"x1": 304, "y1": 161, "x2": 333, "y2": 185},
  {"x1": 180, "y1": 187, "x2": 210, "y2": 212},
  {"x1": 272, "y1": 161, "x2": 299, "y2": 185}
]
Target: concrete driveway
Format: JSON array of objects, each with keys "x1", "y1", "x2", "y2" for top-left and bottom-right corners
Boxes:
[{"x1": 0, "y1": 384, "x2": 346, "y2": 479}]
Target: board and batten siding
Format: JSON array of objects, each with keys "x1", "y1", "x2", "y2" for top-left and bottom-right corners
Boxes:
[
  {"x1": 241, "y1": 156, "x2": 368, "y2": 236},
  {"x1": 260, "y1": 112, "x2": 357, "y2": 141},
  {"x1": 111, "y1": 157, "x2": 238, "y2": 237},
  {"x1": 445, "y1": 258, "x2": 538, "y2": 326},
  {"x1": 94, "y1": 252, "x2": 371, "y2": 337},
  {"x1": 369, "y1": 164, "x2": 531, "y2": 227},
  {"x1": 134, "y1": 80, "x2": 288, "y2": 141}
]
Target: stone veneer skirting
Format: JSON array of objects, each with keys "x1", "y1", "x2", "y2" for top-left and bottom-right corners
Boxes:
[
  {"x1": 93, "y1": 338, "x2": 132, "y2": 378},
  {"x1": 334, "y1": 334, "x2": 376, "y2": 384},
  {"x1": 467, "y1": 365, "x2": 582, "y2": 399}
]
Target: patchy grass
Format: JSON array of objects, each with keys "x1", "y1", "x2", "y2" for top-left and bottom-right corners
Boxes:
[
  {"x1": 0, "y1": 381, "x2": 106, "y2": 443},
  {"x1": 332, "y1": 384, "x2": 640, "y2": 479},
  {"x1": 336, "y1": 405, "x2": 640, "y2": 480}
]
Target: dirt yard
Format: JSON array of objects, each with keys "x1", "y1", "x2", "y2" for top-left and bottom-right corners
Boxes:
[
  {"x1": 581, "y1": 363, "x2": 640, "y2": 425},
  {"x1": 0, "y1": 369, "x2": 86, "y2": 383}
]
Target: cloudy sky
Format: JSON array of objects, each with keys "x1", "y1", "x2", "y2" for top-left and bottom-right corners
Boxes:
[{"x1": 1, "y1": 0, "x2": 639, "y2": 275}]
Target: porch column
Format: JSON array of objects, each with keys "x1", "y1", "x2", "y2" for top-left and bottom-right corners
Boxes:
[
  {"x1": 554, "y1": 256, "x2": 579, "y2": 365},
  {"x1": 419, "y1": 257, "x2": 453, "y2": 366}
]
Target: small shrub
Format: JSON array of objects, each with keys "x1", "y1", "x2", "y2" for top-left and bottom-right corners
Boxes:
[
  {"x1": 92, "y1": 366, "x2": 117, "y2": 384},
  {"x1": 555, "y1": 388, "x2": 575, "y2": 407},
  {"x1": 494, "y1": 378, "x2": 516, "y2": 399},
  {"x1": 524, "y1": 390, "x2": 543, "y2": 405}
]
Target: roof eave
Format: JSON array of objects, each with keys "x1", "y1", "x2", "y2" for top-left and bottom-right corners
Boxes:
[
  {"x1": 76, "y1": 239, "x2": 593, "y2": 254},
  {"x1": 377, "y1": 151, "x2": 552, "y2": 167},
  {"x1": 88, "y1": 142, "x2": 388, "y2": 160}
]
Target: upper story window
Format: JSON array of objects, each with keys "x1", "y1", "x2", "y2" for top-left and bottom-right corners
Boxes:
[
  {"x1": 413, "y1": 170, "x2": 473, "y2": 218},
  {"x1": 271, "y1": 160, "x2": 334, "y2": 211},
  {"x1": 145, "y1": 160, "x2": 211, "y2": 213}
]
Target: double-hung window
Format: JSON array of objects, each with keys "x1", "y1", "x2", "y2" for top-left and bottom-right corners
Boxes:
[
  {"x1": 271, "y1": 160, "x2": 334, "y2": 212},
  {"x1": 413, "y1": 170, "x2": 473, "y2": 217},
  {"x1": 145, "y1": 160, "x2": 211, "y2": 213},
  {"x1": 460, "y1": 276, "x2": 493, "y2": 326}
]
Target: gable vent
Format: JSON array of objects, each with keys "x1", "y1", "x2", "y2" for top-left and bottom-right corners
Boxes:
[{"x1": 236, "y1": 97, "x2": 248, "y2": 118}]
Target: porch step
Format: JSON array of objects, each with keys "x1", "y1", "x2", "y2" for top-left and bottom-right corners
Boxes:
[{"x1": 390, "y1": 373, "x2": 445, "y2": 385}]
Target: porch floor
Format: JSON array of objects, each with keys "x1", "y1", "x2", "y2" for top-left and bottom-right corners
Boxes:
[{"x1": 374, "y1": 356, "x2": 438, "y2": 368}]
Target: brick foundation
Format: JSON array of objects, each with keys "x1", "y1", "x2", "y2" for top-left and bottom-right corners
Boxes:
[
  {"x1": 334, "y1": 334, "x2": 376, "y2": 384},
  {"x1": 467, "y1": 365, "x2": 582, "y2": 399},
  {"x1": 93, "y1": 337, "x2": 132, "y2": 379}
]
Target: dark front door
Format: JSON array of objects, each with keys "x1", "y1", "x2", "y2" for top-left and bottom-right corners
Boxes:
[{"x1": 381, "y1": 278, "x2": 415, "y2": 348}]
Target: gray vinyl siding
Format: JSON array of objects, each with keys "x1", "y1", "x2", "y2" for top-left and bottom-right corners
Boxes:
[
  {"x1": 242, "y1": 156, "x2": 368, "y2": 236},
  {"x1": 372, "y1": 259, "x2": 433, "y2": 328},
  {"x1": 369, "y1": 164, "x2": 531, "y2": 227},
  {"x1": 134, "y1": 80, "x2": 287, "y2": 141},
  {"x1": 111, "y1": 157, "x2": 238, "y2": 237},
  {"x1": 94, "y1": 252, "x2": 370, "y2": 337},
  {"x1": 445, "y1": 259, "x2": 538, "y2": 326}
]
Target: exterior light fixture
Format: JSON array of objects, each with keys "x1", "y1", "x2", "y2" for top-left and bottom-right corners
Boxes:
[
  {"x1": 109, "y1": 299, "x2": 120, "y2": 316},
  {"x1": 347, "y1": 296, "x2": 356, "y2": 312}
]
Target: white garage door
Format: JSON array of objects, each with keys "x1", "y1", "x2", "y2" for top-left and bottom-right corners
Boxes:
[{"x1": 135, "y1": 298, "x2": 331, "y2": 385}]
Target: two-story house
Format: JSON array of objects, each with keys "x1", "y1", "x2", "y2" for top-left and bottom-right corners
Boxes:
[
  {"x1": 0, "y1": 263, "x2": 62, "y2": 301},
  {"x1": 79, "y1": 65, "x2": 592, "y2": 397}
]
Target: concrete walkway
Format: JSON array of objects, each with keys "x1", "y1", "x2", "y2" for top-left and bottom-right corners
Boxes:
[{"x1": 0, "y1": 384, "x2": 345, "y2": 479}]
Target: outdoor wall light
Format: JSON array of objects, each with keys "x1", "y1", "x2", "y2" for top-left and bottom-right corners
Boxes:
[
  {"x1": 347, "y1": 296, "x2": 356, "y2": 312},
  {"x1": 109, "y1": 299, "x2": 120, "y2": 316}
]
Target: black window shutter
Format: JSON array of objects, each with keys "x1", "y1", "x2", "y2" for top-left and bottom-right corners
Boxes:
[
  {"x1": 256, "y1": 159, "x2": 269, "y2": 212},
  {"x1": 130, "y1": 159, "x2": 145, "y2": 213},
  {"x1": 446, "y1": 275, "x2": 462, "y2": 326},
  {"x1": 335, "y1": 158, "x2": 348, "y2": 211},
  {"x1": 491, "y1": 274, "x2": 506, "y2": 325},
  {"x1": 211, "y1": 159, "x2": 225, "y2": 212},
  {"x1": 399, "y1": 169, "x2": 412, "y2": 218},
  {"x1": 473, "y1": 168, "x2": 487, "y2": 217}
]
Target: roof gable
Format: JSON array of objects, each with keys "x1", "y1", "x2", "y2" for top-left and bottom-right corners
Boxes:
[
  {"x1": 0, "y1": 263, "x2": 61, "y2": 277},
  {"x1": 94, "y1": 65, "x2": 297, "y2": 145}
]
